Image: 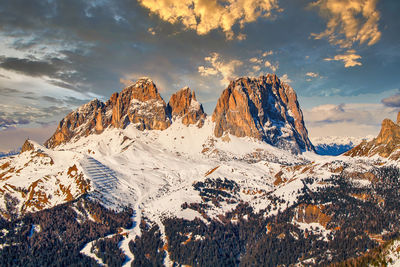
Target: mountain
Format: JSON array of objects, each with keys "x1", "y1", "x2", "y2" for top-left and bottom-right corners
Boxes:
[
  {"x1": 345, "y1": 112, "x2": 400, "y2": 159},
  {"x1": 45, "y1": 78, "x2": 171, "y2": 148},
  {"x1": 212, "y1": 74, "x2": 314, "y2": 153},
  {"x1": 45, "y1": 74, "x2": 313, "y2": 154},
  {"x1": 2, "y1": 76, "x2": 400, "y2": 266},
  {"x1": 0, "y1": 149, "x2": 19, "y2": 158},
  {"x1": 311, "y1": 135, "x2": 374, "y2": 156}
]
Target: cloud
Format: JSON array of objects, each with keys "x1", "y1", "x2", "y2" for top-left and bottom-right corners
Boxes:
[
  {"x1": 305, "y1": 72, "x2": 320, "y2": 82},
  {"x1": 248, "y1": 51, "x2": 278, "y2": 73},
  {"x1": 264, "y1": 60, "x2": 278, "y2": 72},
  {"x1": 306, "y1": 72, "x2": 319, "y2": 78},
  {"x1": 249, "y1": 57, "x2": 262, "y2": 64},
  {"x1": 0, "y1": 103, "x2": 72, "y2": 130},
  {"x1": 0, "y1": 56, "x2": 61, "y2": 77},
  {"x1": 0, "y1": 56, "x2": 82, "y2": 91},
  {"x1": 148, "y1": 27, "x2": 156, "y2": 35},
  {"x1": 310, "y1": 0, "x2": 381, "y2": 48},
  {"x1": 198, "y1": 52, "x2": 243, "y2": 86},
  {"x1": 304, "y1": 103, "x2": 397, "y2": 137},
  {"x1": 0, "y1": 87, "x2": 21, "y2": 96},
  {"x1": 262, "y1": 50, "x2": 274, "y2": 57},
  {"x1": 381, "y1": 93, "x2": 400, "y2": 107},
  {"x1": 324, "y1": 50, "x2": 362, "y2": 67},
  {"x1": 280, "y1": 74, "x2": 291, "y2": 83},
  {"x1": 0, "y1": 118, "x2": 29, "y2": 130},
  {"x1": 41, "y1": 96, "x2": 64, "y2": 105},
  {"x1": 119, "y1": 78, "x2": 135, "y2": 88},
  {"x1": 138, "y1": 0, "x2": 280, "y2": 39}
]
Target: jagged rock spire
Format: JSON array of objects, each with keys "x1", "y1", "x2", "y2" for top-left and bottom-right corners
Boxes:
[{"x1": 168, "y1": 87, "x2": 206, "y2": 127}]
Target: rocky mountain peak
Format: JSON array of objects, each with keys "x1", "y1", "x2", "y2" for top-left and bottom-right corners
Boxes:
[
  {"x1": 167, "y1": 87, "x2": 206, "y2": 127},
  {"x1": 345, "y1": 113, "x2": 400, "y2": 159},
  {"x1": 397, "y1": 111, "x2": 400, "y2": 124},
  {"x1": 45, "y1": 79, "x2": 171, "y2": 148},
  {"x1": 21, "y1": 139, "x2": 35, "y2": 153},
  {"x1": 376, "y1": 118, "x2": 400, "y2": 144},
  {"x1": 121, "y1": 77, "x2": 163, "y2": 102},
  {"x1": 212, "y1": 74, "x2": 314, "y2": 153},
  {"x1": 108, "y1": 78, "x2": 170, "y2": 129}
]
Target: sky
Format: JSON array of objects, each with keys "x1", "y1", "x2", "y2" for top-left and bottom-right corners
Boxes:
[{"x1": 0, "y1": 0, "x2": 399, "y2": 152}]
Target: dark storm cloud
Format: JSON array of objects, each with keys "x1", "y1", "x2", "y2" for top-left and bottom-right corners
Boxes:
[
  {"x1": 0, "y1": 57, "x2": 61, "y2": 77},
  {"x1": 382, "y1": 94, "x2": 400, "y2": 108}
]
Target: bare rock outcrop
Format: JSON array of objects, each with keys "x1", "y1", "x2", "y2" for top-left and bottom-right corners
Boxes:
[
  {"x1": 21, "y1": 139, "x2": 35, "y2": 153},
  {"x1": 167, "y1": 87, "x2": 206, "y2": 127},
  {"x1": 212, "y1": 74, "x2": 314, "y2": 153},
  {"x1": 345, "y1": 112, "x2": 400, "y2": 159}
]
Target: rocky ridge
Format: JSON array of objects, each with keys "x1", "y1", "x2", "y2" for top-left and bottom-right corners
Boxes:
[
  {"x1": 345, "y1": 111, "x2": 400, "y2": 159},
  {"x1": 45, "y1": 78, "x2": 171, "y2": 148},
  {"x1": 45, "y1": 75, "x2": 313, "y2": 154}
]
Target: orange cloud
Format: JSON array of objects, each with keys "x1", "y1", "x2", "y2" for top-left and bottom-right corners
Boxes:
[
  {"x1": 311, "y1": 0, "x2": 381, "y2": 48},
  {"x1": 138, "y1": 0, "x2": 280, "y2": 40},
  {"x1": 198, "y1": 52, "x2": 243, "y2": 85},
  {"x1": 324, "y1": 50, "x2": 362, "y2": 67}
]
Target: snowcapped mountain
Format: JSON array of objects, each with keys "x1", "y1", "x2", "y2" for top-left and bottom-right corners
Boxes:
[
  {"x1": 311, "y1": 135, "x2": 374, "y2": 156},
  {"x1": 1, "y1": 75, "x2": 400, "y2": 266},
  {"x1": 44, "y1": 74, "x2": 313, "y2": 154}
]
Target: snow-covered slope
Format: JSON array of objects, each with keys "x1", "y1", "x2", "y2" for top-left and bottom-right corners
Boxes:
[
  {"x1": 0, "y1": 141, "x2": 89, "y2": 219},
  {"x1": 1, "y1": 117, "x2": 393, "y2": 222},
  {"x1": 1, "y1": 117, "x2": 400, "y2": 266}
]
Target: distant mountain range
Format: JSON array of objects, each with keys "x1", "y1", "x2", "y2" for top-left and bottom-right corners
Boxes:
[
  {"x1": 311, "y1": 136, "x2": 374, "y2": 156},
  {"x1": 0, "y1": 149, "x2": 19, "y2": 158}
]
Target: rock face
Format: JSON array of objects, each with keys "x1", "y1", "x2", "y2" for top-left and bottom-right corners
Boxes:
[
  {"x1": 21, "y1": 140, "x2": 35, "y2": 153},
  {"x1": 45, "y1": 78, "x2": 171, "y2": 148},
  {"x1": 167, "y1": 87, "x2": 206, "y2": 127},
  {"x1": 45, "y1": 99, "x2": 105, "y2": 148},
  {"x1": 107, "y1": 78, "x2": 171, "y2": 130},
  {"x1": 345, "y1": 112, "x2": 400, "y2": 159},
  {"x1": 212, "y1": 74, "x2": 314, "y2": 153},
  {"x1": 397, "y1": 112, "x2": 400, "y2": 125}
]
